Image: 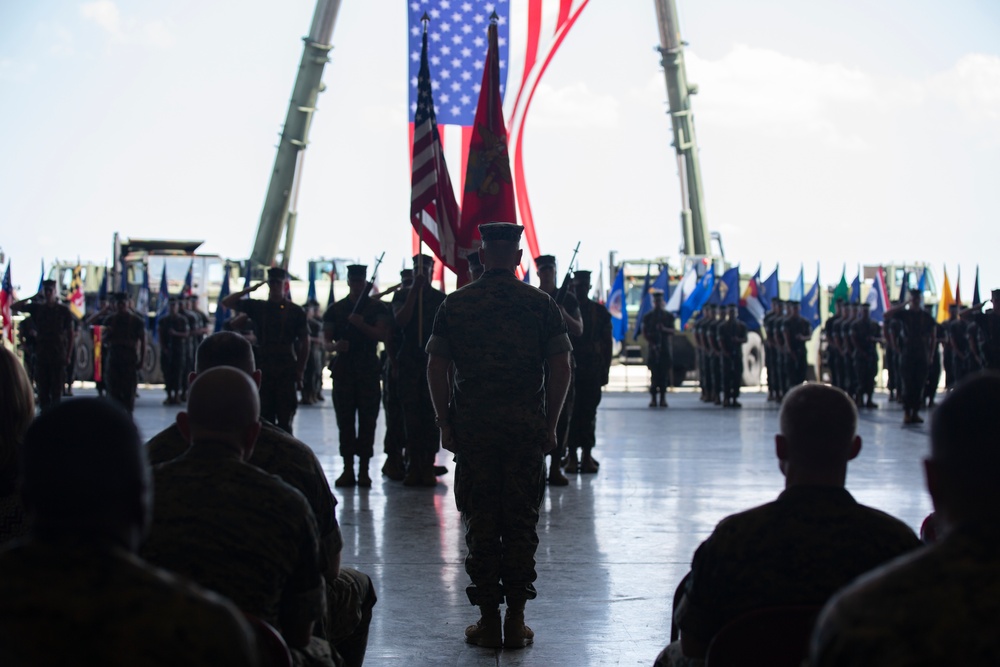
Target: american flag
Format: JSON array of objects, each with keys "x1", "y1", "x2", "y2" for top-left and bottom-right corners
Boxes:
[
  {"x1": 408, "y1": 0, "x2": 591, "y2": 272},
  {"x1": 410, "y1": 22, "x2": 461, "y2": 273}
]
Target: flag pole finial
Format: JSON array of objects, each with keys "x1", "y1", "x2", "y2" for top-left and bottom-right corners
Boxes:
[
  {"x1": 490, "y1": 10, "x2": 499, "y2": 22},
  {"x1": 421, "y1": 12, "x2": 429, "y2": 32}
]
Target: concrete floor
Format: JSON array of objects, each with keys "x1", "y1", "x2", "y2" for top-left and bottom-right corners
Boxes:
[{"x1": 123, "y1": 381, "x2": 933, "y2": 667}]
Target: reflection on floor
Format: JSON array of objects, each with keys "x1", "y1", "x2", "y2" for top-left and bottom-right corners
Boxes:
[{"x1": 130, "y1": 386, "x2": 933, "y2": 666}]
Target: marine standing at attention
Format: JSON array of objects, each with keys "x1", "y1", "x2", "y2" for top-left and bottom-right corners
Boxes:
[
  {"x1": 642, "y1": 288, "x2": 676, "y2": 408},
  {"x1": 222, "y1": 267, "x2": 309, "y2": 434},
  {"x1": 534, "y1": 253, "x2": 583, "y2": 486},
  {"x1": 96, "y1": 292, "x2": 147, "y2": 414},
  {"x1": 324, "y1": 264, "x2": 390, "y2": 489},
  {"x1": 11, "y1": 279, "x2": 75, "y2": 410},
  {"x1": 427, "y1": 222, "x2": 572, "y2": 650},
  {"x1": 565, "y1": 270, "x2": 612, "y2": 474}
]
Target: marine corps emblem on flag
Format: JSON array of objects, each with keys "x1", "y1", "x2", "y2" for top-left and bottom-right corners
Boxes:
[{"x1": 465, "y1": 125, "x2": 512, "y2": 198}]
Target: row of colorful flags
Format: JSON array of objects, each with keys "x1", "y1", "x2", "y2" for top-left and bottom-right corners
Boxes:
[{"x1": 604, "y1": 263, "x2": 989, "y2": 343}]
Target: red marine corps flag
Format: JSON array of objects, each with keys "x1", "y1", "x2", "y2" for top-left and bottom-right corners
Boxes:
[
  {"x1": 410, "y1": 16, "x2": 462, "y2": 279},
  {"x1": 456, "y1": 13, "x2": 517, "y2": 286}
]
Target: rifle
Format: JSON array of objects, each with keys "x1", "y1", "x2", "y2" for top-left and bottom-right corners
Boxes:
[
  {"x1": 329, "y1": 252, "x2": 385, "y2": 375},
  {"x1": 554, "y1": 242, "x2": 581, "y2": 306}
]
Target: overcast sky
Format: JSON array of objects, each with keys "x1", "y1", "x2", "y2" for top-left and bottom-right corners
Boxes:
[{"x1": 1, "y1": 0, "x2": 998, "y2": 297}]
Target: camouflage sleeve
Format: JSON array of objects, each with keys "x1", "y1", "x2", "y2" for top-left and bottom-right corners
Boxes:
[
  {"x1": 425, "y1": 299, "x2": 451, "y2": 359},
  {"x1": 543, "y1": 298, "x2": 572, "y2": 357},
  {"x1": 280, "y1": 501, "x2": 326, "y2": 628}
]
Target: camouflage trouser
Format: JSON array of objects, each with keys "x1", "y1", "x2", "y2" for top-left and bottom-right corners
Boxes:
[
  {"x1": 925, "y1": 352, "x2": 942, "y2": 403},
  {"x1": 35, "y1": 349, "x2": 66, "y2": 410},
  {"x1": 568, "y1": 363, "x2": 603, "y2": 454},
  {"x1": 722, "y1": 353, "x2": 741, "y2": 400},
  {"x1": 161, "y1": 345, "x2": 185, "y2": 393},
  {"x1": 900, "y1": 352, "x2": 928, "y2": 412},
  {"x1": 332, "y1": 369, "x2": 381, "y2": 459},
  {"x1": 259, "y1": 356, "x2": 299, "y2": 434},
  {"x1": 453, "y1": 408, "x2": 546, "y2": 607},
  {"x1": 106, "y1": 347, "x2": 138, "y2": 413},
  {"x1": 648, "y1": 354, "x2": 672, "y2": 393},
  {"x1": 381, "y1": 367, "x2": 405, "y2": 457},
  {"x1": 398, "y1": 358, "x2": 438, "y2": 468},
  {"x1": 325, "y1": 567, "x2": 377, "y2": 667},
  {"x1": 854, "y1": 352, "x2": 877, "y2": 396}
]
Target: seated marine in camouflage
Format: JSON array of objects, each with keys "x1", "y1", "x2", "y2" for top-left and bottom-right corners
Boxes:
[
  {"x1": 145, "y1": 332, "x2": 376, "y2": 667},
  {"x1": 141, "y1": 367, "x2": 333, "y2": 666},
  {"x1": 656, "y1": 383, "x2": 922, "y2": 667},
  {"x1": 0, "y1": 398, "x2": 256, "y2": 666},
  {"x1": 811, "y1": 372, "x2": 1000, "y2": 666}
]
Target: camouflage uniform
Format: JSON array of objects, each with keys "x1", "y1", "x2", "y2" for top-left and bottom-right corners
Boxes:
[
  {"x1": 324, "y1": 296, "x2": 390, "y2": 460},
  {"x1": 99, "y1": 309, "x2": 146, "y2": 413},
  {"x1": 0, "y1": 540, "x2": 256, "y2": 666},
  {"x1": 426, "y1": 268, "x2": 571, "y2": 606},
  {"x1": 890, "y1": 309, "x2": 936, "y2": 415},
  {"x1": 849, "y1": 316, "x2": 881, "y2": 401},
  {"x1": 303, "y1": 314, "x2": 325, "y2": 403},
  {"x1": 673, "y1": 486, "x2": 921, "y2": 649},
  {"x1": 972, "y1": 310, "x2": 1000, "y2": 370},
  {"x1": 16, "y1": 301, "x2": 74, "y2": 409},
  {"x1": 811, "y1": 522, "x2": 1000, "y2": 666},
  {"x1": 763, "y1": 308, "x2": 780, "y2": 398},
  {"x1": 145, "y1": 421, "x2": 376, "y2": 665},
  {"x1": 567, "y1": 294, "x2": 611, "y2": 458},
  {"x1": 643, "y1": 308, "x2": 675, "y2": 395},
  {"x1": 142, "y1": 451, "x2": 331, "y2": 665},
  {"x1": 824, "y1": 310, "x2": 844, "y2": 389},
  {"x1": 718, "y1": 312, "x2": 747, "y2": 404},
  {"x1": 158, "y1": 311, "x2": 189, "y2": 396},
  {"x1": 782, "y1": 314, "x2": 812, "y2": 388},
  {"x1": 233, "y1": 299, "x2": 309, "y2": 433},
  {"x1": 391, "y1": 283, "x2": 446, "y2": 475},
  {"x1": 946, "y1": 316, "x2": 972, "y2": 384},
  {"x1": 178, "y1": 302, "x2": 200, "y2": 396},
  {"x1": 542, "y1": 285, "x2": 579, "y2": 461}
]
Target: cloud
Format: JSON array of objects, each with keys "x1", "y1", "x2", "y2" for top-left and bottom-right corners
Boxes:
[
  {"x1": 525, "y1": 81, "x2": 620, "y2": 129},
  {"x1": 0, "y1": 58, "x2": 37, "y2": 82},
  {"x1": 80, "y1": 0, "x2": 174, "y2": 48},
  {"x1": 929, "y1": 53, "x2": 1000, "y2": 125}
]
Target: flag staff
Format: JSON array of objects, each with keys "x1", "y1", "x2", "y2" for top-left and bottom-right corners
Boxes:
[{"x1": 416, "y1": 12, "x2": 431, "y2": 344}]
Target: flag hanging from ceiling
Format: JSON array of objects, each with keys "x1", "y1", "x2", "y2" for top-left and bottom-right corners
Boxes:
[
  {"x1": 407, "y1": 0, "x2": 591, "y2": 275},
  {"x1": 937, "y1": 266, "x2": 954, "y2": 324},
  {"x1": 410, "y1": 20, "x2": 463, "y2": 279},
  {"x1": 457, "y1": 16, "x2": 517, "y2": 281}
]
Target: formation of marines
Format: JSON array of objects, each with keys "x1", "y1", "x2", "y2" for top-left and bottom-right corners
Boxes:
[{"x1": 692, "y1": 303, "x2": 751, "y2": 407}]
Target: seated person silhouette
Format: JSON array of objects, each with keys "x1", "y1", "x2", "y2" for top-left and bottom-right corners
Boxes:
[
  {"x1": 656, "y1": 383, "x2": 922, "y2": 666},
  {"x1": 0, "y1": 398, "x2": 256, "y2": 666},
  {"x1": 145, "y1": 332, "x2": 376, "y2": 666},
  {"x1": 141, "y1": 366, "x2": 334, "y2": 666},
  {"x1": 811, "y1": 372, "x2": 1000, "y2": 665}
]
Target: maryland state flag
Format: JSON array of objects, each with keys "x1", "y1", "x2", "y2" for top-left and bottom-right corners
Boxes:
[
  {"x1": 68, "y1": 263, "x2": 85, "y2": 319},
  {"x1": 457, "y1": 14, "x2": 517, "y2": 286}
]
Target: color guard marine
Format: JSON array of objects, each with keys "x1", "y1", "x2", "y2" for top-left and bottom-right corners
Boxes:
[
  {"x1": 10, "y1": 279, "x2": 75, "y2": 410},
  {"x1": 642, "y1": 288, "x2": 676, "y2": 408}
]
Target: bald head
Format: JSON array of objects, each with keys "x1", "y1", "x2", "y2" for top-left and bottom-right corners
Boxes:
[
  {"x1": 778, "y1": 383, "x2": 860, "y2": 475},
  {"x1": 179, "y1": 367, "x2": 261, "y2": 458},
  {"x1": 195, "y1": 331, "x2": 256, "y2": 375}
]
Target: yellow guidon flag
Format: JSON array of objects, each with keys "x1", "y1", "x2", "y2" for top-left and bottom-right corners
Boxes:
[{"x1": 937, "y1": 267, "x2": 955, "y2": 324}]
